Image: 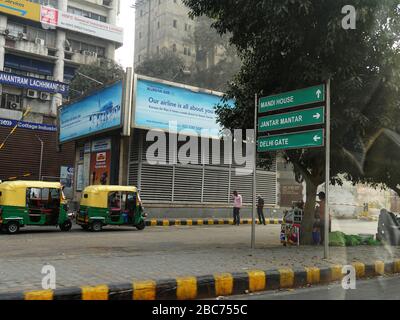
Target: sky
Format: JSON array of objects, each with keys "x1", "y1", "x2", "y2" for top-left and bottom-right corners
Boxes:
[{"x1": 115, "y1": 1, "x2": 136, "y2": 68}]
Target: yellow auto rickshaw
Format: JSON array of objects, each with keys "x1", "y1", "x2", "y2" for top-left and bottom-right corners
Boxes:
[
  {"x1": 76, "y1": 185, "x2": 147, "y2": 232},
  {"x1": 0, "y1": 181, "x2": 72, "y2": 234}
]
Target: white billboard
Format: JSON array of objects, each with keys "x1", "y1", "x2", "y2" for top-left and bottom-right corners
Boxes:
[
  {"x1": 41, "y1": 7, "x2": 123, "y2": 44},
  {"x1": 133, "y1": 75, "x2": 235, "y2": 139}
]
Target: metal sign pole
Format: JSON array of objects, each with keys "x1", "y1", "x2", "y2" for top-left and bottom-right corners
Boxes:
[
  {"x1": 324, "y1": 80, "x2": 331, "y2": 259},
  {"x1": 252, "y1": 94, "x2": 258, "y2": 249}
]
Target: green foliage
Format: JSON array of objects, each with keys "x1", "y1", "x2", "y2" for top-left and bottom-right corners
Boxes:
[
  {"x1": 329, "y1": 231, "x2": 346, "y2": 247},
  {"x1": 135, "y1": 15, "x2": 241, "y2": 92},
  {"x1": 69, "y1": 58, "x2": 124, "y2": 99},
  {"x1": 135, "y1": 52, "x2": 189, "y2": 83},
  {"x1": 182, "y1": 0, "x2": 400, "y2": 243},
  {"x1": 329, "y1": 231, "x2": 381, "y2": 246}
]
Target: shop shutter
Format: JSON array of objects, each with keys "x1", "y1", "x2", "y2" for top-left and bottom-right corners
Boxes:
[
  {"x1": 173, "y1": 165, "x2": 202, "y2": 202},
  {"x1": 230, "y1": 172, "x2": 253, "y2": 205},
  {"x1": 0, "y1": 127, "x2": 74, "y2": 181},
  {"x1": 129, "y1": 136, "x2": 140, "y2": 162},
  {"x1": 257, "y1": 171, "x2": 277, "y2": 205},
  {"x1": 128, "y1": 163, "x2": 138, "y2": 187},
  {"x1": 142, "y1": 130, "x2": 170, "y2": 164},
  {"x1": 203, "y1": 168, "x2": 230, "y2": 203},
  {"x1": 140, "y1": 164, "x2": 173, "y2": 201}
]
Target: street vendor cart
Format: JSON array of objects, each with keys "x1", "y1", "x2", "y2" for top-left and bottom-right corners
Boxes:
[{"x1": 280, "y1": 207, "x2": 303, "y2": 246}]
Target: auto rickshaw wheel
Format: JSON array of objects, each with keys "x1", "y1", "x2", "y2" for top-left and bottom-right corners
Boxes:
[
  {"x1": 136, "y1": 221, "x2": 146, "y2": 231},
  {"x1": 91, "y1": 221, "x2": 103, "y2": 232},
  {"x1": 6, "y1": 221, "x2": 20, "y2": 234},
  {"x1": 60, "y1": 220, "x2": 72, "y2": 232}
]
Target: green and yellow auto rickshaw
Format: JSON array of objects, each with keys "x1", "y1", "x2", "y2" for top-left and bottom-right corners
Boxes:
[
  {"x1": 0, "y1": 181, "x2": 73, "y2": 234},
  {"x1": 76, "y1": 185, "x2": 147, "y2": 232}
]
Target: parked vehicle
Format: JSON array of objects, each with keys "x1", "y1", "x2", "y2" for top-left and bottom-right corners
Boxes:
[
  {"x1": 0, "y1": 181, "x2": 72, "y2": 234},
  {"x1": 76, "y1": 185, "x2": 147, "y2": 232}
]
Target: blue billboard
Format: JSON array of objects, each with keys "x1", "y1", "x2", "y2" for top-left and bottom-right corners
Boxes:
[
  {"x1": 134, "y1": 78, "x2": 234, "y2": 139},
  {"x1": 59, "y1": 81, "x2": 122, "y2": 143}
]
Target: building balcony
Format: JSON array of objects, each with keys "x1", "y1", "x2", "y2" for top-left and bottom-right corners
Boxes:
[
  {"x1": 15, "y1": 39, "x2": 48, "y2": 56},
  {"x1": 4, "y1": 38, "x2": 57, "y2": 60}
]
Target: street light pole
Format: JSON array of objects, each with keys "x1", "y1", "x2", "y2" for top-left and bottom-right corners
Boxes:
[
  {"x1": 36, "y1": 135, "x2": 44, "y2": 181},
  {"x1": 324, "y1": 80, "x2": 331, "y2": 259},
  {"x1": 251, "y1": 93, "x2": 258, "y2": 249}
]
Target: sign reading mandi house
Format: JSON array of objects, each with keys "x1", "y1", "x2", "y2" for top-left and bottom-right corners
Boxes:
[{"x1": 0, "y1": 71, "x2": 69, "y2": 95}]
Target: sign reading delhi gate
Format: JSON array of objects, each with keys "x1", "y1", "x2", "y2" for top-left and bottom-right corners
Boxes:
[
  {"x1": 258, "y1": 129, "x2": 324, "y2": 152},
  {"x1": 259, "y1": 84, "x2": 325, "y2": 113},
  {"x1": 258, "y1": 106, "x2": 325, "y2": 133}
]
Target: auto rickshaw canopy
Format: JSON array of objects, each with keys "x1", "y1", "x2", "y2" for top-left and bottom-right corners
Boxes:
[
  {"x1": 0, "y1": 181, "x2": 62, "y2": 207},
  {"x1": 81, "y1": 185, "x2": 139, "y2": 208}
]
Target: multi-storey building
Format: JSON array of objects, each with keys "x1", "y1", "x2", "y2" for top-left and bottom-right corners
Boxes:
[
  {"x1": 0, "y1": 0, "x2": 123, "y2": 186},
  {"x1": 134, "y1": 0, "x2": 196, "y2": 67}
]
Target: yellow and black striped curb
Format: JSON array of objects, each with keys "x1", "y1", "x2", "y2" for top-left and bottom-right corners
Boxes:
[
  {"x1": 2, "y1": 260, "x2": 399, "y2": 300},
  {"x1": 145, "y1": 218, "x2": 282, "y2": 227}
]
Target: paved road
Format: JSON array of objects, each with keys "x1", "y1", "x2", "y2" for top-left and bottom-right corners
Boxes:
[
  {"x1": 226, "y1": 275, "x2": 400, "y2": 300},
  {"x1": 0, "y1": 219, "x2": 395, "y2": 295},
  {"x1": 332, "y1": 219, "x2": 378, "y2": 235}
]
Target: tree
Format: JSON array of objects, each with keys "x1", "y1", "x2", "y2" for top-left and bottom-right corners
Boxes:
[
  {"x1": 135, "y1": 52, "x2": 190, "y2": 83},
  {"x1": 190, "y1": 15, "x2": 242, "y2": 91},
  {"x1": 183, "y1": 0, "x2": 400, "y2": 243},
  {"x1": 69, "y1": 58, "x2": 124, "y2": 99},
  {"x1": 135, "y1": 15, "x2": 241, "y2": 92}
]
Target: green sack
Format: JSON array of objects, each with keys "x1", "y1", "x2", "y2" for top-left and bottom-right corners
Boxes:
[
  {"x1": 329, "y1": 231, "x2": 346, "y2": 247},
  {"x1": 345, "y1": 234, "x2": 362, "y2": 246},
  {"x1": 365, "y1": 237, "x2": 382, "y2": 246}
]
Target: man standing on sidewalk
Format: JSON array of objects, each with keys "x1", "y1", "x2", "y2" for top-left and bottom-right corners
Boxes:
[
  {"x1": 232, "y1": 191, "x2": 243, "y2": 226},
  {"x1": 315, "y1": 192, "x2": 331, "y2": 245},
  {"x1": 257, "y1": 195, "x2": 266, "y2": 225}
]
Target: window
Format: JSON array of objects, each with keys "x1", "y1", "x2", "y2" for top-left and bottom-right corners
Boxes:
[
  {"x1": 173, "y1": 20, "x2": 177, "y2": 28},
  {"x1": 1, "y1": 93, "x2": 22, "y2": 111},
  {"x1": 139, "y1": 32, "x2": 142, "y2": 39},
  {"x1": 184, "y1": 47, "x2": 187, "y2": 55},
  {"x1": 172, "y1": 44, "x2": 177, "y2": 52},
  {"x1": 29, "y1": 0, "x2": 57, "y2": 7},
  {"x1": 157, "y1": 21, "x2": 160, "y2": 29},
  {"x1": 138, "y1": 55, "x2": 141, "y2": 62}
]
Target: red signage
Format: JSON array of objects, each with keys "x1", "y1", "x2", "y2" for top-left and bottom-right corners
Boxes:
[
  {"x1": 40, "y1": 6, "x2": 58, "y2": 25},
  {"x1": 90, "y1": 151, "x2": 111, "y2": 185}
]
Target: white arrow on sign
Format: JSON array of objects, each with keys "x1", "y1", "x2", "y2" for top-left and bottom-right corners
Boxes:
[
  {"x1": 313, "y1": 112, "x2": 321, "y2": 120},
  {"x1": 313, "y1": 135, "x2": 322, "y2": 142},
  {"x1": 316, "y1": 89, "x2": 322, "y2": 99}
]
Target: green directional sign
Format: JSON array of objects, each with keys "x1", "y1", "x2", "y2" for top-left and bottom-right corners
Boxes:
[
  {"x1": 258, "y1": 129, "x2": 324, "y2": 152},
  {"x1": 258, "y1": 106, "x2": 325, "y2": 133},
  {"x1": 259, "y1": 84, "x2": 325, "y2": 113}
]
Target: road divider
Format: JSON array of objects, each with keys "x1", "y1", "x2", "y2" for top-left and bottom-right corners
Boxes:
[
  {"x1": 1, "y1": 259, "x2": 399, "y2": 300},
  {"x1": 145, "y1": 218, "x2": 282, "y2": 227}
]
